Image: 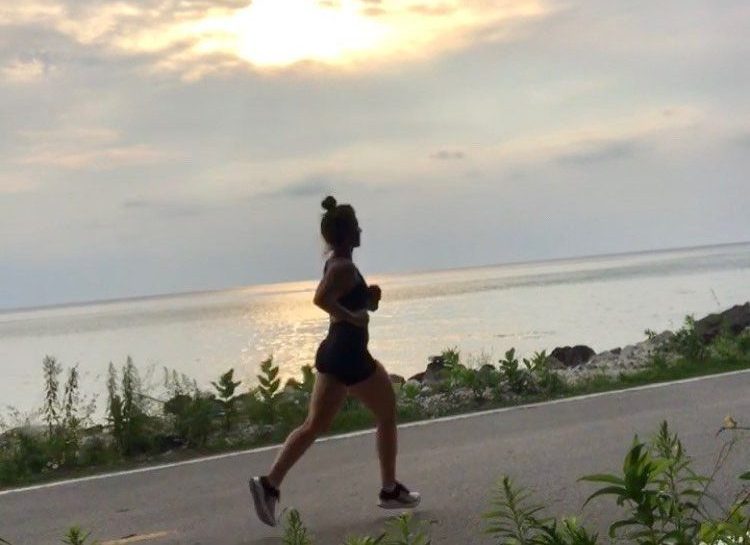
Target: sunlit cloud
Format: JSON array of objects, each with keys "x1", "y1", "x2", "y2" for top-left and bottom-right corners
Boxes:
[
  {"x1": 1, "y1": 58, "x2": 47, "y2": 83},
  {"x1": 15, "y1": 127, "x2": 174, "y2": 170},
  {"x1": 0, "y1": 0, "x2": 550, "y2": 78}
]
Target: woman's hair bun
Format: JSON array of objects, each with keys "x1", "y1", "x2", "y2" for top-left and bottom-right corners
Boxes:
[{"x1": 321, "y1": 196, "x2": 337, "y2": 212}]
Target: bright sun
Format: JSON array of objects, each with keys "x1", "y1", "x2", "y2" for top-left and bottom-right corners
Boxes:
[
  {"x1": 231, "y1": 0, "x2": 390, "y2": 67},
  {"x1": 177, "y1": 0, "x2": 547, "y2": 74}
]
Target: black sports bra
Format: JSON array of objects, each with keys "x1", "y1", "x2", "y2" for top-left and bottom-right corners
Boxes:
[{"x1": 323, "y1": 258, "x2": 369, "y2": 312}]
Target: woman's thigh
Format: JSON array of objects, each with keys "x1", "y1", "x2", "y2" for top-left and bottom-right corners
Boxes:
[
  {"x1": 347, "y1": 361, "x2": 395, "y2": 421},
  {"x1": 307, "y1": 371, "x2": 347, "y2": 430}
]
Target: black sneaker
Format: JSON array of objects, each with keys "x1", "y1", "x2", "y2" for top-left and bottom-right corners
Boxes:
[
  {"x1": 249, "y1": 476, "x2": 280, "y2": 527},
  {"x1": 378, "y1": 481, "x2": 421, "y2": 509}
]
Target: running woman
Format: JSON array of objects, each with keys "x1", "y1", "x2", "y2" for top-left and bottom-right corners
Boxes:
[{"x1": 250, "y1": 196, "x2": 420, "y2": 527}]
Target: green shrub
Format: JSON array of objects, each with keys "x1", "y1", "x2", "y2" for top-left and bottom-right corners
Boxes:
[
  {"x1": 211, "y1": 368, "x2": 242, "y2": 432},
  {"x1": 499, "y1": 349, "x2": 533, "y2": 394},
  {"x1": 163, "y1": 392, "x2": 218, "y2": 448},
  {"x1": 671, "y1": 316, "x2": 707, "y2": 361},
  {"x1": 107, "y1": 358, "x2": 151, "y2": 455},
  {"x1": 525, "y1": 351, "x2": 566, "y2": 396},
  {"x1": 580, "y1": 421, "x2": 736, "y2": 545}
]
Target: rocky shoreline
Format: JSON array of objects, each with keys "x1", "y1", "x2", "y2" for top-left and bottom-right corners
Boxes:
[{"x1": 387, "y1": 303, "x2": 750, "y2": 415}]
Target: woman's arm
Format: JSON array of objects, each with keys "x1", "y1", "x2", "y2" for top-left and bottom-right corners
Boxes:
[{"x1": 313, "y1": 261, "x2": 369, "y2": 328}]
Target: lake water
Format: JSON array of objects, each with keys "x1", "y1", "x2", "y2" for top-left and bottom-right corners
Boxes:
[{"x1": 1, "y1": 242, "x2": 749, "y2": 419}]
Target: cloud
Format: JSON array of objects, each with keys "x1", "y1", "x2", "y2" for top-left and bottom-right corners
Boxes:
[
  {"x1": 120, "y1": 198, "x2": 205, "y2": 218},
  {"x1": 409, "y1": 4, "x2": 456, "y2": 16},
  {"x1": 19, "y1": 144, "x2": 171, "y2": 170},
  {"x1": 0, "y1": 0, "x2": 551, "y2": 78},
  {"x1": 14, "y1": 126, "x2": 174, "y2": 170},
  {"x1": 361, "y1": 7, "x2": 386, "y2": 17},
  {"x1": 556, "y1": 139, "x2": 639, "y2": 165},
  {"x1": 1, "y1": 58, "x2": 47, "y2": 83},
  {"x1": 430, "y1": 149, "x2": 466, "y2": 160},
  {"x1": 261, "y1": 176, "x2": 335, "y2": 198}
]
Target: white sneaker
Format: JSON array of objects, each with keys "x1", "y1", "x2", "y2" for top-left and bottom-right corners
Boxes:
[
  {"x1": 378, "y1": 481, "x2": 421, "y2": 509},
  {"x1": 249, "y1": 476, "x2": 280, "y2": 527}
]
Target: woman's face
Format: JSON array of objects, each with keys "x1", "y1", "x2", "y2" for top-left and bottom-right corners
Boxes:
[{"x1": 352, "y1": 221, "x2": 362, "y2": 248}]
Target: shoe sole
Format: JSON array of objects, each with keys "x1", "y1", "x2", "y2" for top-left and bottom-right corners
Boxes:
[
  {"x1": 249, "y1": 478, "x2": 276, "y2": 527},
  {"x1": 378, "y1": 495, "x2": 421, "y2": 509}
]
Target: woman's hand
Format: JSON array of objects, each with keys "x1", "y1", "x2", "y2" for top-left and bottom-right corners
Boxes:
[{"x1": 367, "y1": 284, "x2": 382, "y2": 311}]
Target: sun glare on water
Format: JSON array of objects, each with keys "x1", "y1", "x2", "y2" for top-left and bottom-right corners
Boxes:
[{"x1": 230, "y1": 0, "x2": 389, "y2": 67}]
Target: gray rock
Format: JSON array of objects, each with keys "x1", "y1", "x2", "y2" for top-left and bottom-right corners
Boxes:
[
  {"x1": 452, "y1": 388, "x2": 475, "y2": 404},
  {"x1": 420, "y1": 355, "x2": 449, "y2": 386},
  {"x1": 550, "y1": 345, "x2": 596, "y2": 367},
  {"x1": 408, "y1": 371, "x2": 426, "y2": 382},
  {"x1": 545, "y1": 356, "x2": 567, "y2": 370},
  {"x1": 388, "y1": 374, "x2": 405, "y2": 385},
  {"x1": 694, "y1": 303, "x2": 750, "y2": 342}
]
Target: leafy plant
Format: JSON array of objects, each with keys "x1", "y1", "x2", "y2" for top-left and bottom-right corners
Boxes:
[
  {"x1": 382, "y1": 513, "x2": 432, "y2": 545},
  {"x1": 61, "y1": 526, "x2": 95, "y2": 545},
  {"x1": 581, "y1": 421, "x2": 718, "y2": 544},
  {"x1": 534, "y1": 517, "x2": 598, "y2": 545},
  {"x1": 400, "y1": 381, "x2": 421, "y2": 402},
  {"x1": 211, "y1": 368, "x2": 242, "y2": 432},
  {"x1": 283, "y1": 509, "x2": 313, "y2": 545},
  {"x1": 107, "y1": 358, "x2": 150, "y2": 455},
  {"x1": 43, "y1": 356, "x2": 62, "y2": 437},
  {"x1": 524, "y1": 351, "x2": 565, "y2": 396},
  {"x1": 499, "y1": 349, "x2": 533, "y2": 395},
  {"x1": 671, "y1": 316, "x2": 706, "y2": 361},
  {"x1": 39, "y1": 358, "x2": 93, "y2": 468},
  {"x1": 484, "y1": 475, "x2": 547, "y2": 545},
  {"x1": 256, "y1": 356, "x2": 282, "y2": 423}
]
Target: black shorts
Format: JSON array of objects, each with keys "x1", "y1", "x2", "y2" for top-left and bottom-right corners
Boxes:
[{"x1": 315, "y1": 322, "x2": 377, "y2": 386}]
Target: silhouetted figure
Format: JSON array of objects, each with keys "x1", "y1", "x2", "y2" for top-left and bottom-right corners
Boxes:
[{"x1": 250, "y1": 196, "x2": 420, "y2": 527}]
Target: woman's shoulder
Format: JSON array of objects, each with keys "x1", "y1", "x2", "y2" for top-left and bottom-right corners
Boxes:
[{"x1": 324, "y1": 256, "x2": 357, "y2": 274}]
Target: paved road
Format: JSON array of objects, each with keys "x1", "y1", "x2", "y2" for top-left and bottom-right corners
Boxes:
[{"x1": 2, "y1": 371, "x2": 750, "y2": 545}]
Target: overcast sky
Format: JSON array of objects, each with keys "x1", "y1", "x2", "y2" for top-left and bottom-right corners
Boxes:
[{"x1": 1, "y1": 0, "x2": 748, "y2": 310}]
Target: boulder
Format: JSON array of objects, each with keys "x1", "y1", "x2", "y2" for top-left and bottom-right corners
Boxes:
[
  {"x1": 545, "y1": 356, "x2": 567, "y2": 370},
  {"x1": 422, "y1": 355, "x2": 449, "y2": 385},
  {"x1": 408, "y1": 371, "x2": 426, "y2": 382},
  {"x1": 694, "y1": 303, "x2": 750, "y2": 342},
  {"x1": 550, "y1": 345, "x2": 596, "y2": 368},
  {"x1": 388, "y1": 374, "x2": 405, "y2": 385}
]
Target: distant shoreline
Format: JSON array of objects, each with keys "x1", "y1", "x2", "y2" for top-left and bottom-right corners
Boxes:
[{"x1": 2, "y1": 239, "x2": 748, "y2": 316}]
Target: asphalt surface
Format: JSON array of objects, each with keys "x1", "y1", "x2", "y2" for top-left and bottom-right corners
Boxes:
[{"x1": 2, "y1": 371, "x2": 749, "y2": 544}]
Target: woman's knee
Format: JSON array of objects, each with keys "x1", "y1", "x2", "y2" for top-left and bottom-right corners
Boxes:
[
  {"x1": 303, "y1": 415, "x2": 332, "y2": 436},
  {"x1": 375, "y1": 402, "x2": 396, "y2": 427}
]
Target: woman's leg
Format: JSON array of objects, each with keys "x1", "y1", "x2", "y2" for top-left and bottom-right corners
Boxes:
[
  {"x1": 348, "y1": 361, "x2": 397, "y2": 487},
  {"x1": 266, "y1": 372, "x2": 347, "y2": 488}
]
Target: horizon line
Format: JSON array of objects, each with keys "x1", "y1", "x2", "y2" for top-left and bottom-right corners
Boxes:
[{"x1": 2, "y1": 238, "x2": 748, "y2": 315}]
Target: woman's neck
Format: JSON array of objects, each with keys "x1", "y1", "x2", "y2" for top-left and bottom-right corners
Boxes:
[{"x1": 332, "y1": 247, "x2": 353, "y2": 259}]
